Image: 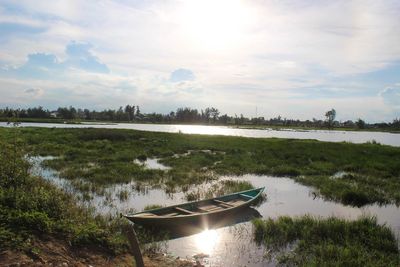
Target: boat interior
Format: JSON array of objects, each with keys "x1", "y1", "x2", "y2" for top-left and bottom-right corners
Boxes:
[{"x1": 138, "y1": 192, "x2": 254, "y2": 217}]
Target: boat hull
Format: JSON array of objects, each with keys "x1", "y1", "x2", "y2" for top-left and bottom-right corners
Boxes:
[
  {"x1": 127, "y1": 198, "x2": 252, "y2": 228},
  {"x1": 124, "y1": 187, "x2": 265, "y2": 229}
]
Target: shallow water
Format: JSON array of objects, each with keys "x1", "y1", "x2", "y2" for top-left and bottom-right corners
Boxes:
[
  {"x1": 133, "y1": 158, "x2": 171, "y2": 170},
  {"x1": 2, "y1": 122, "x2": 399, "y2": 146},
  {"x1": 31, "y1": 157, "x2": 400, "y2": 266},
  {"x1": 166, "y1": 175, "x2": 400, "y2": 266}
]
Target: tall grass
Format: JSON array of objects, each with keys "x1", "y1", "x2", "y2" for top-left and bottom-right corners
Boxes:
[
  {"x1": 253, "y1": 215, "x2": 399, "y2": 266},
  {"x1": 185, "y1": 180, "x2": 255, "y2": 201},
  {"x1": 0, "y1": 139, "x2": 129, "y2": 254}
]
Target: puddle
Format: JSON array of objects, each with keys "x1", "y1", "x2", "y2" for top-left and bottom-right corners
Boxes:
[
  {"x1": 134, "y1": 158, "x2": 171, "y2": 170},
  {"x1": 30, "y1": 158, "x2": 400, "y2": 266}
]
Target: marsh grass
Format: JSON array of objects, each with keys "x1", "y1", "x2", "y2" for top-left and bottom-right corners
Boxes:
[
  {"x1": 253, "y1": 215, "x2": 399, "y2": 266},
  {"x1": 1, "y1": 127, "x2": 399, "y2": 206},
  {"x1": 0, "y1": 140, "x2": 129, "y2": 254},
  {"x1": 134, "y1": 225, "x2": 170, "y2": 254},
  {"x1": 117, "y1": 189, "x2": 129, "y2": 201},
  {"x1": 143, "y1": 204, "x2": 164, "y2": 211},
  {"x1": 184, "y1": 180, "x2": 255, "y2": 201}
]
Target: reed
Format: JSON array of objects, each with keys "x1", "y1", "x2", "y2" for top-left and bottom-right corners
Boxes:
[{"x1": 253, "y1": 215, "x2": 400, "y2": 266}]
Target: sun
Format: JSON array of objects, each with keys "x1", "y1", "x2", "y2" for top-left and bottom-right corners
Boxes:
[{"x1": 179, "y1": 0, "x2": 254, "y2": 51}]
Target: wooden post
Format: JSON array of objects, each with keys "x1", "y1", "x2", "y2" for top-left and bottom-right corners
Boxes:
[{"x1": 124, "y1": 224, "x2": 145, "y2": 267}]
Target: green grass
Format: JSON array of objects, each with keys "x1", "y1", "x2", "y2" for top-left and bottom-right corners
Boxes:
[
  {"x1": 185, "y1": 180, "x2": 255, "y2": 201},
  {"x1": 0, "y1": 127, "x2": 399, "y2": 206},
  {"x1": 0, "y1": 137, "x2": 171, "y2": 260},
  {"x1": 143, "y1": 204, "x2": 164, "y2": 211},
  {"x1": 0, "y1": 140, "x2": 129, "y2": 254},
  {"x1": 253, "y1": 216, "x2": 400, "y2": 266}
]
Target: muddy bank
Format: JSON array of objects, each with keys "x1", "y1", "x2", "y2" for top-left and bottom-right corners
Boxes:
[{"x1": 0, "y1": 236, "x2": 193, "y2": 267}]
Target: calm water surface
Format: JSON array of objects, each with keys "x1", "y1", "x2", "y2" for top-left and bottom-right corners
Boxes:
[
  {"x1": 32, "y1": 158, "x2": 400, "y2": 267},
  {"x1": 2, "y1": 122, "x2": 399, "y2": 147}
]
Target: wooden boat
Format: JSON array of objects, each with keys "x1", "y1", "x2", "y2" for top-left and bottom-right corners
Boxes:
[{"x1": 124, "y1": 187, "x2": 264, "y2": 228}]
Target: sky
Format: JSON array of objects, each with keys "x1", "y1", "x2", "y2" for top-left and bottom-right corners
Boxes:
[{"x1": 0, "y1": 0, "x2": 400, "y2": 122}]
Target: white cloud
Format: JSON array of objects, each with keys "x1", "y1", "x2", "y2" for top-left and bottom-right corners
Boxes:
[
  {"x1": 380, "y1": 85, "x2": 400, "y2": 109},
  {"x1": 0, "y1": 0, "x2": 400, "y2": 121}
]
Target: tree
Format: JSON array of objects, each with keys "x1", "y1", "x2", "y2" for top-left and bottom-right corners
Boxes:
[
  {"x1": 355, "y1": 118, "x2": 366, "y2": 129},
  {"x1": 136, "y1": 106, "x2": 140, "y2": 119},
  {"x1": 325, "y1": 109, "x2": 336, "y2": 129},
  {"x1": 219, "y1": 114, "x2": 229, "y2": 124},
  {"x1": 202, "y1": 108, "x2": 211, "y2": 123},
  {"x1": 83, "y1": 109, "x2": 91, "y2": 120},
  {"x1": 124, "y1": 105, "x2": 135, "y2": 121},
  {"x1": 210, "y1": 107, "x2": 220, "y2": 123}
]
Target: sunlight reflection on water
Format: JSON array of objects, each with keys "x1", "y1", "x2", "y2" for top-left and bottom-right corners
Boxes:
[{"x1": 195, "y1": 229, "x2": 220, "y2": 256}]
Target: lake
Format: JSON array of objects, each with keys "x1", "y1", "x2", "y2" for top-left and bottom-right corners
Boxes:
[{"x1": 1, "y1": 122, "x2": 399, "y2": 147}]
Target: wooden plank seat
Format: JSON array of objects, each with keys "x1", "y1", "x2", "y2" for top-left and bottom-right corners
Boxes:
[
  {"x1": 213, "y1": 199, "x2": 234, "y2": 208},
  {"x1": 141, "y1": 213, "x2": 157, "y2": 217},
  {"x1": 175, "y1": 206, "x2": 196, "y2": 214},
  {"x1": 197, "y1": 205, "x2": 221, "y2": 212}
]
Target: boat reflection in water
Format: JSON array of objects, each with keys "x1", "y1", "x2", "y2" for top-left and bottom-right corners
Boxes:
[{"x1": 136, "y1": 206, "x2": 262, "y2": 241}]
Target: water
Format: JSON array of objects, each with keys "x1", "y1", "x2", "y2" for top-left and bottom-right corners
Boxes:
[
  {"x1": 31, "y1": 158, "x2": 400, "y2": 266},
  {"x1": 1, "y1": 122, "x2": 399, "y2": 147},
  {"x1": 167, "y1": 175, "x2": 400, "y2": 266},
  {"x1": 133, "y1": 158, "x2": 171, "y2": 170}
]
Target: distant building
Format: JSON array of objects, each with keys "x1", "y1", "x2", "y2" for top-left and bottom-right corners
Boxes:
[{"x1": 50, "y1": 111, "x2": 58, "y2": 118}]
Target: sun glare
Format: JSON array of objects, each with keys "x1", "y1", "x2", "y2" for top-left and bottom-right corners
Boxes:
[
  {"x1": 180, "y1": 0, "x2": 253, "y2": 51},
  {"x1": 195, "y1": 229, "x2": 220, "y2": 255}
]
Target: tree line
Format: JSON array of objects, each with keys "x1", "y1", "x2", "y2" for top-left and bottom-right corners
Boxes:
[{"x1": 0, "y1": 105, "x2": 399, "y2": 130}]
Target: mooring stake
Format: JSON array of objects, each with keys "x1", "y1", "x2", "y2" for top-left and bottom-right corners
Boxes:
[{"x1": 124, "y1": 224, "x2": 145, "y2": 267}]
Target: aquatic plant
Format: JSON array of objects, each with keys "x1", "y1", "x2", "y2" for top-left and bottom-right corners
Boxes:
[
  {"x1": 184, "y1": 180, "x2": 255, "y2": 201},
  {"x1": 118, "y1": 189, "x2": 129, "y2": 201},
  {"x1": 143, "y1": 204, "x2": 164, "y2": 211},
  {"x1": 253, "y1": 215, "x2": 399, "y2": 266}
]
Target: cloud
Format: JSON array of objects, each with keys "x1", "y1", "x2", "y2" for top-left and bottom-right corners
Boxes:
[
  {"x1": 380, "y1": 85, "x2": 400, "y2": 109},
  {"x1": 1, "y1": 41, "x2": 109, "y2": 79},
  {"x1": 170, "y1": 68, "x2": 195, "y2": 82},
  {"x1": 0, "y1": 22, "x2": 45, "y2": 40},
  {"x1": 24, "y1": 87, "x2": 44, "y2": 97},
  {"x1": 1, "y1": 1, "x2": 400, "y2": 121},
  {"x1": 65, "y1": 41, "x2": 109, "y2": 73}
]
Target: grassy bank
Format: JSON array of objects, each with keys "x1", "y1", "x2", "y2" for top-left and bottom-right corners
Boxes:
[
  {"x1": 0, "y1": 138, "x2": 192, "y2": 266},
  {"x1": 0, "y1": 127, "x2": 399, "y2": 206},
  {"x1": 252, "y1": 216, "x2": 399, "y2": 266},
  {"x1": 0, "y1": 139, "x2": 129, "y2": 256}
]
